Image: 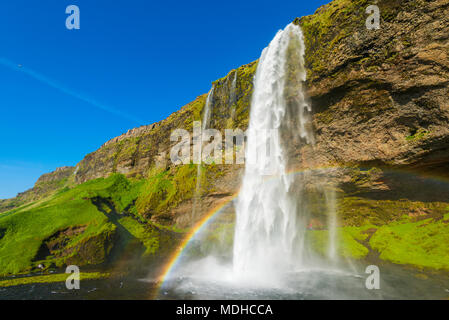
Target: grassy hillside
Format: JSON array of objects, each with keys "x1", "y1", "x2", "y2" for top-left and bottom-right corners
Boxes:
[
  {"x1": 0, "y1": 162, "x2": 225, "y2": 276},
  {"x1": 0, "y1": 173, "x2": 169, "y2": 276}
]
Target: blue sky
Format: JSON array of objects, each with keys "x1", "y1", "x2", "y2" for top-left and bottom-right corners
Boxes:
[{"x1": 0, "y1": 0, "x2": 328, "y2": 199}]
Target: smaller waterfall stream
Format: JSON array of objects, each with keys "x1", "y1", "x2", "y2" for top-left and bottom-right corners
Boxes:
[
  {"x1": 230, "y1": 71, "x2": 238, "y2": 120},
  {"x1": 325, "y1": 189, "x2": 338, "y2": 262},
  {"x1": 192, "y1": 86, "x2": 215, "y2": 221},
  {"x1": 202, "y1": 86, "x2": 215, "y2": 131}
]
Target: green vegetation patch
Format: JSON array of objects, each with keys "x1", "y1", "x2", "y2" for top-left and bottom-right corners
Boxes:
[
  {"x1": 136, "y1": 164, "x2": 218, "y2": 218},
  {"x1": 406, "y1": 128, "x2": 431, "y2": 141},
  {"x1": 0, "y1": 174, "x2": 144, "y2": 276},
  {"x1": 338, "y1": 197, "x2": 448, "y2": 227},
  {"x1": 117, "y1": 216, "x2": 160, "y2": 255},
  {"x1": 300, "y1": 0, "x2": 371, "y2": 78},
  {"x1": 307, "y1": 225, "x2": 373, "y2": 260},
  {"x1": 0, "y1": 272, "x2": 110, "y2": 288},
  {"x1": 370, "y1": 217, "x2": 449, "y2": 270}
]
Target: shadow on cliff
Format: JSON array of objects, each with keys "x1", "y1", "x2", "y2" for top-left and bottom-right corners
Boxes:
[
  {"x1": 90, "y1": 197, "x2": 181, "y2": 279},
  {"x1": 341, "y1": 168, "x2": 449, "y2": 203}
]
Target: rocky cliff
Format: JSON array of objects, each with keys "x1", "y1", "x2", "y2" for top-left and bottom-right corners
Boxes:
[
  {"x1": 73, "y1": 61, "x2": 257, "y2": 184},
  {"x1": 300, "y1": 0, "x2": 449, "y2": 171},
  {"x1": 1, "y1": 0, "x2": 449, "y2": 275},
  {"x1": 71, "y1": 0, "x2": 449, "y2": 225}
]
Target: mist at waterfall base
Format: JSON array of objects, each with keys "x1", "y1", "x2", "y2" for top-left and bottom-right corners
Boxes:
[{"x1": 159, "y1": 23, "x2": 361, "y2": 300}]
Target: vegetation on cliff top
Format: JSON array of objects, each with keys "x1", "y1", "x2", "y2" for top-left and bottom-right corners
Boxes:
[{"x1": 300, "y1": 0, "x2": 406, "y2": 80}]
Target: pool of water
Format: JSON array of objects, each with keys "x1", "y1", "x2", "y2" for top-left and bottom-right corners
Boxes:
[
  {"x1": 2, "y1": 262, "x2": 447, "y2": 300},
  {"x1": 158, "y1": 263, "x2": 449, "y2": 300}
]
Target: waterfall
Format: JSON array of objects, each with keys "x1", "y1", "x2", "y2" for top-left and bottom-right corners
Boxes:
[
  {"x1": 233, "y1": 23, "x2": 327, "y2": 279},
  {"x1": 202, "y1": 86, "x2": 215, "y2": 131},
  {"x1": 230, "y1": 72, "x2": 237, "y2": 120},
  {"x1": 161, "y1": 23, "x2": 345, "y2": 300}
]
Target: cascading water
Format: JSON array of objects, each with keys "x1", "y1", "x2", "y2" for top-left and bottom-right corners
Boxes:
[
  {"x1": 163, "y1": 22, "x2": 341, "y2": 298},
  {"x1": 230, "y1": 71, "x2": 238, "y2": 120},
  {"x1": 233, "y1": 23, "x2": 324, "y2": 279},
  {"x1": 202, "y1": 86, "x2": 215, "y2": 131},
  {"x1": 191, "y1": 86, "x2": 215, "y2": 221},
  {"x1": 325, "y1": 189, "x2": 338, "y2": 262}
]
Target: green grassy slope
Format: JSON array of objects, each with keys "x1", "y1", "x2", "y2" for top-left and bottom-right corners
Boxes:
[
  {"x1": 0, "y1": 163, "x2": 222, "y2": 277},
  {"x1": 0, "y1": 174, "x2": 160, "y2": 276}
]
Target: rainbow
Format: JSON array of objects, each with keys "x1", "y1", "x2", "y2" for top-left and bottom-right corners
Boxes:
[{"x1": 153, "y1": 193, "x2": 239, "y2": 297}]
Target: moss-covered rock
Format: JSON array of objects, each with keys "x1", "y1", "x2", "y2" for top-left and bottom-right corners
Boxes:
[{"x1": 297, "y1": 0, "x2": 449, "y2": 169}]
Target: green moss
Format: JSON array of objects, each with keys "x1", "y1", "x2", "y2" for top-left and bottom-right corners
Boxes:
[
  {"x1": 444, "y1": 212, "x2": 449, "y2": 221},
  {"x1": 307, "y1": 226, "x2": 371, "y2": 260},
  {"x1": 202, "y1": 61, "x2": 256, "y2": 131},
  {"x1": 182, "y1": 95, "x2": 208, "y2": 130},
  {"x1": 136, "y1": 164, "x2": 209, "y2": 217},
  {"x1": 317, "y1": 193, "x2": 449, "y2": 270},
  {"x1": 304, "y1": 184, "x2": 449, "y2": 269},
  {"x1": 64, "y1": 223, "x2": 116, "y2": 266},
  {"x1": 300, "y1": 0, "x2": 371, "y2": 77},
  {"x1": 116, "y1": 137, "x2": 141, "y2": 162},
  {"x1": 308, "y1": 215, "x2": 449, "y2": 267},
  {"x1": 406, "y1": 128, "x2": 430, "y2": 141},
  {"x1": 118, "y1": 216, "x2": 159, "y2": 255},
  {"x1": 370, "y1": 218, "x2": 449, "y2": 270},
  {"x1": 300, "y1": 0, "x2": 407, "y2": 80}
]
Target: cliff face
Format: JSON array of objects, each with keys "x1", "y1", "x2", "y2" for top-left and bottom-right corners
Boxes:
[
  {"x1": 299, "y1": 0, "x2": 449, "y2": 170},
  {"x1": 1, "y1": 0, "x2": 449, "y2": 275},
  {"x1": 73, "y1": 62, "x2": 257, "y2": 185},
  {"x1": 71, "y1": 0, "x2": 449, "y2": 224},
  {"x1": 4, "y1": 0, "x2": 448, "y2": 225},
  {"x1": 73, "y1": 0, "x2": 449, "y2": 184}
]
